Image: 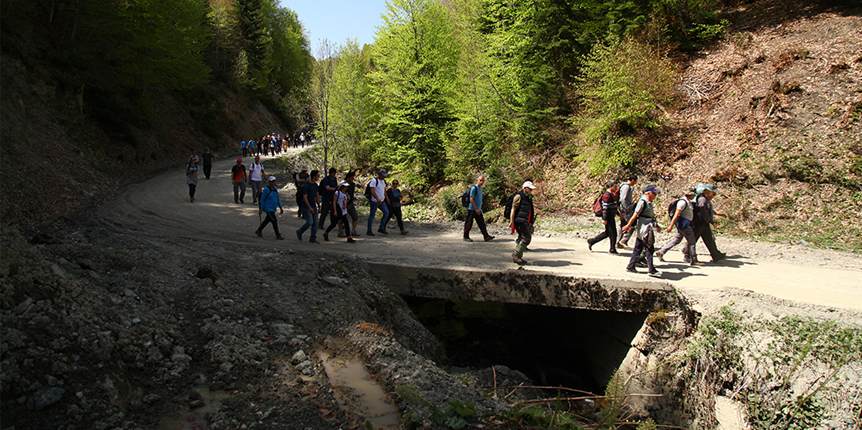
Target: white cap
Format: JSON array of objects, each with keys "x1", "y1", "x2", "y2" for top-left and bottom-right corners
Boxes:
[
  {"x1": 522, "y1": 181, "x2": 536, "y2": 189},
  {"x1": 268, "y1": 176, "x2": 276, "y2": 182}
]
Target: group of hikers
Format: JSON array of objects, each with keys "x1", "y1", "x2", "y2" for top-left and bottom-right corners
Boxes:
[
  {"x1": 186, "y1": 148, "x2": 726, "y2": 277},
  {"x1": 240, "y1": 132, "x2": 309, "y2": 158}
]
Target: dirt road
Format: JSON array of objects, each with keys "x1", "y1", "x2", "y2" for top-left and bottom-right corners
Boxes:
[{"x1": 101, "y1": 151, "x2": 862, "y2": 312}]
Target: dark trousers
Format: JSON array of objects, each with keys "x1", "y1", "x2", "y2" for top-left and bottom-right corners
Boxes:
[
  {"x1": 325, "y1": 213, "x2": 351, "y2": 237},
  {"x1": 242, "y1": 148, "x2": 247, "y2": 157},
  {"x1": 627, "y1": 237, "x2": 655, "y2": 272},
  {"x1": 257, "y1": 212, "x2": 280, "y2": 236},
  {"x1": 203, "y1": 164, "x2": 212, "y2": 179},
  {"x1": 320, "y1": 200, "x2": 335, "y2": 229},
  {"x1": 693, "y1": 224, "x2": 722, "y2": 260},
  {"x1": 464, "y1": 210, "x2": 490, "y2": 239},
  {"x1": 385, "y1": 206, "x2": 405, "y2": 232},
  {"x1": 188, "y1": 184, "x2": 196, "y2": 198},
  {"x1": 588, "y1": 215, "x2": 617, "y2": 251}
]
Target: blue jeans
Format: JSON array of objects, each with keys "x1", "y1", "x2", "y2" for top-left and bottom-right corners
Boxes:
[
  {"x1": 298, "y1": 206, "x2": 318, "y2": 240},
  {"x1": 367, "y1": 200, "x2": 389, "y2": 232}
]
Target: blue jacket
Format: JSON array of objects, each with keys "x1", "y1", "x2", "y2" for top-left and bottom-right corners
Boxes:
[{"x1": 259, "y1": 186, "x2": 282, "y2": 212}]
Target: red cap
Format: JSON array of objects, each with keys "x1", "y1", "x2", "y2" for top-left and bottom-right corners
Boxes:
[{"x1": 237, "y1": 158, "x2": 242, "y2": 162}]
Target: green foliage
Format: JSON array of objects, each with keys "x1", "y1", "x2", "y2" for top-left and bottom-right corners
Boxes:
[
  {"x1": 597, "y1": 368, "x2": 626, "y2": 428},
  {"x1": 635, "y1": 418, "x2": 657, "y2": 430},
  {"x1": 235, "y1": 0, "x2": 272, "y2": 94},
  {"x1": 575, "y1": 37, "x2": 676, "y2": 176},
  {"x1": 503, "y1": 404, "x2": 586, "y2": 429}
]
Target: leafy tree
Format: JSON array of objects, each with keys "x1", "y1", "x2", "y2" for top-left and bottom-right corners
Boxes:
[
  {"x1": 330, "y1": 40, "x2": 380, "y2": 165},
  {"x1": 312, "y1": 40, "x2": 338, "y2": 171},
  {"x1": 235, "y1": 0, "x2": 272, "y2": 93}
]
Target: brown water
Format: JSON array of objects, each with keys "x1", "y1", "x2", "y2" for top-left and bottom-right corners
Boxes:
[
  {"x1": 319, "y1": 352, "x2": 401, "y2": 430},
  {"x1": 158, "y1": 388, "x2": 230, "y2": 430}
]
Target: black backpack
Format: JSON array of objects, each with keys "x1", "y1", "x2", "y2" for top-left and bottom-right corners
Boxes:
[
  {"x1": 460, "y1": 185, "x2": 475, "y2": 208},
  {"x1": 667, "y1": 199, "x2": 683, "y2": 219},
  {"x1": 364, "y1": 178, "x2": 375, "y2": 200},
  {"x1": 503, "y1": 191, "x2": 519, "y2": 220}
]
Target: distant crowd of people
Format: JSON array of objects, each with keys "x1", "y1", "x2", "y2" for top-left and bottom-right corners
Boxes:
[
  {"x1": 240, "y1": 132, "x2": 310, "y2": 158},
  {"x1": 184, "y1": 146, "x2": 728, "y2": 277}
]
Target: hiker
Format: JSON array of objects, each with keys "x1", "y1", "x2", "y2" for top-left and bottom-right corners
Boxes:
[
  {"x1": 255, "y1": 176, "x2": 284, "y2": 240},
  {"x1": 587, "y1": 180, "x2": 620, "y2": 254},
  {"x1": 294, "y1": 166, "x2": 309, "y2": 217},
  {"x1": 186, "y1": 158, "x2": 199, "y2": 203},
  {"x1": 656, "y1": 187, "x2": 702, "y2": 266},
  {"x1": 616, "y1": 175, "x2": 638, "y2": 249},
  {"x1": 318, "y1": 168, "x2": 339, "y2": 231},
  {"x1": 201, "y1": 147, "x2": 213, "y2": 180},
  {"x1": 297, "y1": 170, "x2": 321, "y2": 244},
  {"x1": 510, "y1": 181, "x2": 537, "y2": 265},
  {"x1": 341, "y1": 172, "x2": 361, "y2": 237},
  {"x1": 384, "y1": 179, "x2": 409, "y2": 235},
  {"x1": 692, "y1": 183, "x2": 727, "y2": 263},
  {"x1": 463, "y1": 175, "x2": 494, "y2": 242},
  {"x1": 231, "y1": 158, "x2": 247, "y2": 204},
  {"x1": 249, "y1": 156, "x2": 265, "y2": 205},
  {"x1": 248, "y1": 139, "x2": 256, "y2": 157},
  {"x1": 323, "y1": 181, "x2": 356, "y2": 243},
  {"x1": 241, "y1": 140, "x2": 248, "y2": 157},
  {"x1": 366, "y1": 169, "x2": 389, "y2": 236},
  {"x1": 188, "y1": 150, "x2": 199, "y2": 165},
  {"x1": 622, "y1": 185, "x2": 662, "y2": 277}
]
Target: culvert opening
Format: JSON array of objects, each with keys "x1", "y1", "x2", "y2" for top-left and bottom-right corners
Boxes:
[{"x1": 402, "y1": 297, "x2": 648, "y2": 393}]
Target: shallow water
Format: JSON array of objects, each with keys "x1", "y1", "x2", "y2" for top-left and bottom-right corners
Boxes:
[{"x1": 319, "y1": 352, "x2": 401, "y2": 430}]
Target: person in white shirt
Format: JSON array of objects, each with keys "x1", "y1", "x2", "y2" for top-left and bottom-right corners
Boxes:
[
  {"x1": 248, "y1": 156, "x2": 265, "y2": 205},
  {"x1": 366, "y1": 169, "x2": 390, "y2": 236},
  {"x1": 323, "y1": 182, "x2": 356, "y2": 243}
]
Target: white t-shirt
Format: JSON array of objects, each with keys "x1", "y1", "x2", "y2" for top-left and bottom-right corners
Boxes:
[
  {"x1": 335, "y1": 191, "x2": 349, "y2": 215},
  {"x1": 249, "y1": 163, "x2": 264, "y2": 181},
  {"x1": 370, "y1": 178, "x2": 386, "y2": 202}
]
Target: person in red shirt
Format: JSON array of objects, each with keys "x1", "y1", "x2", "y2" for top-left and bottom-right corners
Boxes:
[{"x1": 231, "y1": 158, "x2": 247, "y2": 204}]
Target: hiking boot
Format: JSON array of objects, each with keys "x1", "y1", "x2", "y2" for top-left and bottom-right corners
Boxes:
[
  {"x1": 323, "y1": 232, "x2": 329, "y2": 241},
  {"x1": 655, "y1": 251, "x2": 665, "y2": 262},
  {"x1": 255, "y1": 230, "x2": 263, "y2": 237},
  {"x1": 296, "y1": 230, "x2": 303, "y2": 241},
  {"x1": 401, "y1": 230, "x2": 409, "y2": 235},
  {"x1": 484, "y1": 235, "x2": 495, "y2": 241},
  {"x1": 512, "y1": 254, "x2": 527, "y2": 265},
  {"x1": 463, "y1": 237, "x2": 473, "y2": 242},
  {"x1": 378, "y1": 229, "x2": 388, "y2": 235},
  {"x1": 352, "y1": 230, "x2": 360, "y2": 237},
  {"x1": 276, "y1": 234, "x2": 284, "y2": 240},
  {"x1": 347, "y1": 238, "x2": 356, "y2": 243},
  {"x1": 648, "y1": 270, "x2": 662, "y2": 278},
  {"x1": 712, "y1": 253, "x2": 727, "y2": 263},
  {"x1": 366, "y1": 231, "x2": 375, "y2": 236}
]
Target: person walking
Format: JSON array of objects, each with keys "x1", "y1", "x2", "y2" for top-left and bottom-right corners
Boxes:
[
  {"x1": 241, "y1": 140, "x2": 248, "y2": 157},
  {"x1": 248, "y1": 139, "x2": 256, "y2": 157},
  {"x1": 297, "y1": 170, "x2": 321, "y2": 244},
  {"x1": 622, "y1": 185, "x2": 662, "y2": 277},
  {"x1": 249, "y1": 156, "x2": 265, "y2": 205},
  {"x1": 231, "y1": 158, "x2": 247, "y2": 204},
  {"x1": 294, "y1": 166, "x2": 309, "y2": 217},
  {"x1": 384, "y1": 179, "x2": 409, "y2": 235},
  {"x1": 587, "y1": 180, "x2": 620, "y2": 254},
  {"x1": 655, "y1": 187, "x2": 702, "y2": 265},
  {"x1": 255, "y1": 176, "x2": 285, "y2": 240},
  {"x1": 323, "y1": 181, "x2": 356, "y2": 243},
  {"x1": 201, "y1": 147, "x2": 213, "y2": 180},
  {"x1": 366, "y1": 169, "x2": 390, "y2": 236},
  {"x1": 463, "y1": 175, "x2": 494, "y2": 242},
  {"x1": 342, "y1": 172, "x2": 361, "y2": 237},
  {"x1": 510, "y1": 181, "x2": 537, "y2": 265},
  {"x1": 318, "y1": 168, "x2": 339, "y2": 231},
  {"x1": 692, "y1": 183, "x2": 727, "y2": 263},
  {"x1": 186, "y1": 158, "x2": 199, "y2": 203},
  {"x1": 616, "y1": 175, "x2": 638, "y2": 249}
]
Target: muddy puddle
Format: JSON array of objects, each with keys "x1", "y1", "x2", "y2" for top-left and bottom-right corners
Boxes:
[
  {"x1": 319, "y1": 352, "x2": 400, "y2": 430},
  {"x1": 158, "y1": 387, "x2": 230, "y2": 430}
]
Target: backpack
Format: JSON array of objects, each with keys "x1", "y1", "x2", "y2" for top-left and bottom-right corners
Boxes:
[
  {"x1": 592, "y1": 193, "x2": 603, "y2": 217},
  {"x1": 364, "y1": 179, "x2": 375, "y2": 200},
  {"x1": 667, "y1": 199, "x2": 683, "y2": 220},
  {"x1": 460, "y1": 185, "x2": 475, "y2": 208},
  {"x1": 503, "y1": 191, "x2": 519, "y2": 220}
]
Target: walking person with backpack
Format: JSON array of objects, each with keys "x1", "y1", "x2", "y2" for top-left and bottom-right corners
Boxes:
[
  {"x1": 186, "y1": 158, "x2": 199, "y2": 203},
  {"x1": 341, "y1": 172, "x2": 361, "y2": 237},
  {"x1": 318, "y1": 168, "x2": 339, "y2": 232},
  {"x1": 201, "y1": 147, "x2": 214, "y2": 180},
  {"x1": 462, "y1": 175, "x2": 494, "y2": 242},
  {"x1": 249, "y1": 156, "x2": 265, "y2": 205},
  {"x1": 384, "y1": 179, "x2": 410, "y2": 235},
  {"x1": 587, "y1": 180, "x2": 620, "y2": 254},
  {"x1": 296, "y1": 170, "x2": 321, "y2": 244},
  {"x1": 692, "y1": 183, "x2": 727, "y2": 263},
  {"x1": 323, "y1": 181, "x2": 356, "y2": 243},
  {"x1": 621, "y1": 185, "x2": 662, "y2": 277},
  {"x1": 294, "y1": 166, "x2": 309, "y2": 217},
  {"x1": 366, "y1": 169, "x2": 390, "y2": 236},
  {"x1": 509, "y1": 181, "x2": 537, "y2": 265},
  {"x1": 616, "y1": 175, "x2": 638, "y2": 249},
  {"x1": 655, "y1": 187, "x2": 702, "y2": 266},
  {"x1": 255, "y1": 176, "x2": 285, "y2": 240},
  {"x1": 231, "y1": 158, "x2": 247, "y2": 204}
]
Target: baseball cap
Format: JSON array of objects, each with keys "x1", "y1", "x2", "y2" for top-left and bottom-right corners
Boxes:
[
  {"x1": 268, "y1": 176, "x2": 276, "y2": 182},
  {"x1": 522, "y1": 181, "x2": 537, "y2": 189},
  {"x1": 607, "y1": 179, "x2": 617, "y2": 188},
  {"x1": 379, "y1": 169, "x2": 387, "y2": 177},
  {"x1": 301, "y1": 165, "x2": 308, "y2": 171},
  {"x1": 236, "y1": 158, "x2": 242, "y2": 162},
  {"x1": 703, "y1": 183, "x2": 718, "y2": 193},
  {"x1": 644, "y1": 185, "x2": 660, "y2": 194},
  {"x1": 339, "y1": 181, "x2": 349, "y2": 187}
]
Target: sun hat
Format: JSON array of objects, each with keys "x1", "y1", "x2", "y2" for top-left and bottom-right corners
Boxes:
[
  {"x1": 644, "y1": 185, "x2": 660, "y2": 194},
  {"x1": 522, "y1": 181, "x2": 537, "y2": 189}
]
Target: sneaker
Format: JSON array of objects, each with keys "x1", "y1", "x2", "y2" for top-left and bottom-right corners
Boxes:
[
  {"x1": 352, "y1": 230, "x2": 360, "y2": 237},
  {"x1": 310, "y1": 239, "x2": 320, "y2": 244},
  {"x1": 296, "y1": 230, "x2": 302, "y2": 241},
  {"x1": 255, "y1": 230, "x2": 263, "y2": 237},
  {"x1": 378, "y1": 229, "x2": 388, "y2": 235},
  {"x1": 690, "y1": 261, "x2": 705, "y2": 266},
  {"x1": 323, "y1": 233, "x2": 329, "y2": 241},
  {"x1": 626, "y1": 267, "x2": 638, "y2": 273},
  {"x1": 366, "y1": 231, "x2": 375, "y2": 236},
  {"x1": 483, "y1": 235, "x2": 495, "y2": 241},
  {"x1": 712, "y1": 253, "x2": 727, "y2": 263},
  {"x1": 648, "y1": 270, "x2": 662, "y2": 278},
  {"x1": 401, "y1": 230, "x2": 409, "y2": 235},
  {"x1": 338, "y1": 231, "x2": 347, "y2": 238},
  {"x1": 655, "y1": 251, "x2": 665, "y2": 262},
  {"x1": 347, "y1": 238, "x2": 356, "y2": 243},
  {"x1": 636, "y1": 261, "x2": 648, "y2": 268},
  {"x1": 617, "y1": 242, "x2": 629, "y2": 249},
  {"x1": 512, "y1": 254, "x2": 527, "y2": 265},
  {"x1": 240, "y1": 199, "x2": 244, "y2": 203},
  {"x1": 463, "y1": 237, "x2": 473, "y2": 242},
  {"x1": 191, "y1": 197, "x2": 194, "y2": 203},
  {"x1": 587, "y1": 240, "x2": 593, "y2": 251},
  {"x1": 276, "y1": 234, "x2": 284, "y2": 240},
  {"x1": 609, "y1": 250, "x2": 619, "y2": 255}
]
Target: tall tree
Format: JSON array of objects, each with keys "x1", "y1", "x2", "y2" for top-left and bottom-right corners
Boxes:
[
  {"x1": 312, "y1": 40, "x2": 337, "y2": 171},
  {"x1": 235, "y1": 0, "x2": 272, "y2": 93},
  {"x1": 330, "y1": 40, "x2": 379, "y2": 164}
]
